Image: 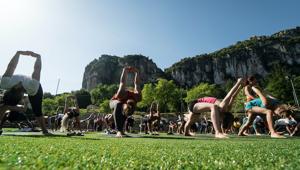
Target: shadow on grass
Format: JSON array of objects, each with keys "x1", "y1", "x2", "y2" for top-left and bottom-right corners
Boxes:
[
  {"x1": 1, "y1": 133, "x2": 104, "y2": 141},
  {"x1": 138, "y1": 134, "x2": 219, "y2": 140}
]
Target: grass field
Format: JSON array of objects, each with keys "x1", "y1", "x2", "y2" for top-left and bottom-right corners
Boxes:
[{"x1": 0, "y1": 130, "x2": 300, "y2": 170}]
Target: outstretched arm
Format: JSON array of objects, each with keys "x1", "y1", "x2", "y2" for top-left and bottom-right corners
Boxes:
[
  {"x1": 244, "y1": 86, "x2": 256, "y2": 100},
  {"x1": 252, "y1": 86, "x2": 268, "y2": 106},
  {"x1": 133, "y1": 68, "x2": 142, "y2": 102},
  {"x1": 115, "y1": 67, "x2": 129, "y2": 98},
  {"x1": 63, "y1": 96, "x2": 72, "y2": 114},
  {"x1": 149, "y1": 102, "x2": 155, "y2": 116},
  {"x1": 3, "y1": 51, "x2": 41, "y2": 80},
  {"x1": 3, "y1": 51, "x2": 22, "y2": 77},
  {"x1": 31, "y1": 52, "x2": 42, "y2": 81}
]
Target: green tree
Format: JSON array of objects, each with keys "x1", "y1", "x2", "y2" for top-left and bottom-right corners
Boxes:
[
  {"x1": 168, "y1": 88, "x2": 187, "y2": 113},
  {"x1": 138, "y1": 83, "x2": 155, "y2": 109},
  {"x1": 185, "y1": 83, "x2": 224, "y2": 103},
  {"x1": 265, "y1": 65, "x2": 293, "y2": 103},
  {"x1": 99, "y1": 100, "x2": 111, "y2": 114},
  {"x1": 43, "y1": 92, "x2": 54, "y2": 99},
  {"x1": 73, "y1": 89, "x2": 92, "y2": 108},
  {"x1": 42, "y1": 98, "x2": 58, "y2": 116},
  {"x1": 155, "y1": 79, "x2": 179, "y2": 112},
  {"x1": 230, "y1": 90, "x2": 246, "y2": 113},
  {"x1": 90, "y1": 84, "x2": 118, "y2": 105},
  {"x1": 54, "y1": 93, "x2": 70, "y2": 108}
]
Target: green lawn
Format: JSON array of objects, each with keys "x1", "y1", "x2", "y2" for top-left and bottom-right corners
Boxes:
[{"x1": 0, "y1": 130, "x2": 299, "y2": 170}]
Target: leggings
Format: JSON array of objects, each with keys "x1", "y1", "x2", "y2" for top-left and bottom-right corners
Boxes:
[
  {"x1": 28, "y1": 84, "x2": 43, "y2": 117},
  {"x1": 110, "y1": 100, "x2": 126, "y2": 131}
]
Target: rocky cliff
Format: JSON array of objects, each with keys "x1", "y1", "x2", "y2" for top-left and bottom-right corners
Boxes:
[
  {"x1": 82, "y1": 27, "x2": 300, "y2": 90},
  {"x1": 82, "y1": 55, "x2": 166, "y2": 90},
  {"x1": 165, "y1": 27, "x2": 300, "y2": 87}
]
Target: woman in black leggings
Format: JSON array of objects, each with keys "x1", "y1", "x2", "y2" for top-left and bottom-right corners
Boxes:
[
  {"x1": 0, "y1": 51, "x2": 49, "y2": 135},
  {"x1": 110, "y1": 67, "x2": 141, "y2": 137}
]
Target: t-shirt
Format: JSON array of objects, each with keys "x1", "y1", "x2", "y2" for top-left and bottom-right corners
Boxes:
[
  {"x1": 111, "y1": 90, "x2": 138, "y2": 103},
  {"x1": 275, "y1": 118, "x2": 290, "y2": 126},
  {"x1": 253, "y1": 115, "x2": 263, "y2": 124},
  {"x1": 0, "y1": 75, "x2": 39, "y2": 96}
]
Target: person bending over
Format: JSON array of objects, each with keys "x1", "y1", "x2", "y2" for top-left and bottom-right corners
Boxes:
[
  {"x1": 184, "y1": 78, "x2": 244, "y2": 138},
  {"x1": 144, "y1": 102, "x2": 160, "y2": 135},
  {"x1": 238, "y1": 84, "x2": 293, "y2": 138},
  {"x1": 61, "y1": 95, "x2": 83, "y2": 136},
  {"x1": 110, "y1": 67, "x2": 141, "y2": 137},
  {"x1": 0, "y1": 51, "x2": 49, "y2": 135}
]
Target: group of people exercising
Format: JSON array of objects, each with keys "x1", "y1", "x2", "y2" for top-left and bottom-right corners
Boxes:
[{"x1": 0, "y1": 51, "x2": 297, "y2": 138}]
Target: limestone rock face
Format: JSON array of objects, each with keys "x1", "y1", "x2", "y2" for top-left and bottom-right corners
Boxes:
[
  {"x1": 82, "y1": 55, "x2": 166, "y2": 90},
  {"x1": 82, "y1": 27, "x2": 300, "y2": 90},
  {"x1": 165, "y1": 27, "x2": 300, "y2": 87}
]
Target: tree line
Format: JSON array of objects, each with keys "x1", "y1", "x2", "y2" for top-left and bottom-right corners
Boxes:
[{"x1": 42, "y1": 65, "x2": 300, "y2": 116}]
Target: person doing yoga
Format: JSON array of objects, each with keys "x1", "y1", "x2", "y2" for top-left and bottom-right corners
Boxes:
[
  {"x1": 110, "y1": 66, "x2": 142, "y2": 137},
  {"x1": 184, "y1": 78, "x2": 244, "y2": 138}
]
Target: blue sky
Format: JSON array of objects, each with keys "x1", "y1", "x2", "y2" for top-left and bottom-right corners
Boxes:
[{"x1": 0, "y1": 0, "x2": 299, "y2": 94}]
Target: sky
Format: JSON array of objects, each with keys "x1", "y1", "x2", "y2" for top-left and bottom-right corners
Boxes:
[{"x1": 0, "y1": 0, "x2": 299, "y2": 94}]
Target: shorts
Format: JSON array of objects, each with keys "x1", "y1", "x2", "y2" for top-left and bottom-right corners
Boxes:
[
  {"x1": 245, "y1": 98, "x2": 266, "y2": 111},
  {"x1": 245, "y1": 98, "x2": 279, "y2": 111}
]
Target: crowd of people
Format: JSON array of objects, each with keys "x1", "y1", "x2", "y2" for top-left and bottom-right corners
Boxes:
[{"x1": 0, "y1": 51, "x2": 299, "y2": 138}]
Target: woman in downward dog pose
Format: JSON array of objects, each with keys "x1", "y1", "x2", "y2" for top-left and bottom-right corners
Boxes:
[
  {"x1": 0, "y1": 51, "x2": 49, "y2": 135},
  {"x1": 184, "y1": 78, "x2": 244, "y2": 138},
  {"x1": 61, "y1": 95, "x2": 83, "y2": 136}
]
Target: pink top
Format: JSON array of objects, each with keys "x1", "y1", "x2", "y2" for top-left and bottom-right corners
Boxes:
[{"x1": 197, "y1": 97, "x2": 217, "y2": 104}]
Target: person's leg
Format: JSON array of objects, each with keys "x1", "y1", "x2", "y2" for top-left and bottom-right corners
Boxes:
[
  {"x1": 28, "y1": 84, "x2": 49, "y2": 134},
  {"x1": 184, "y1": 112, "x2": 197, "y2": 136},
  {"x1": 61, "y1": 114, "x2": 69, "y2": 132},
  {"x1": 74, "y1": 116, "x2": 82, "y2": 132},
  {"x1": 0, "y1": 105, "x2": 9, "y2": 134},
  {"x1": 238, "y1": 112, "x2": 252, "y2": 136},
  {"x1": 110, "y1": 100, "x2": 126, "y2": 137},
  {"x1": 148, "y1": 120, "x2": 153, "y2": 134},
  {"x1": 209, "y1": 104, "x2": 228, "y2": 138},
  {"x1": 291, "y1": 123, "x2": 299, "y2": 136},
  {"x1": 189, "y1": 102, "x2": 226, "y2": 137},
  {"x1": 242, "y1": 107, "x2": 284, "y2": 138},
  {"x1": 0, "y1": 110, "x2": 7, "y2": 135},
  {"x1": 253, "y1": 122, "x2": 261, "y2": 135},
  {"x1": 218, "y1": 78, "x2": 243, "y2": 112}
]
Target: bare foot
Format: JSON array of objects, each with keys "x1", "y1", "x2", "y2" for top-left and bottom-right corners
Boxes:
[
  {"x1": 238, "y1": 132, "x2": 248, "y2": 136},
  {"x1": 271, "y1": 133, "x2": 286, "y2": 138},
  {"x1": 116, "y1": 132, "x2": 124, "y2": 138},
  {"x1": 184, "y1": 133, "x2": 194, "y2": 136},
  {"x1": 215, "y1": 133, "x2": 229, "y2": 139},
  {"x1": 256, "y1": 133, "x2": 262, "y2": 136}
]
